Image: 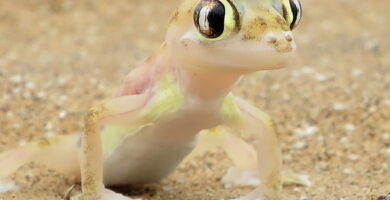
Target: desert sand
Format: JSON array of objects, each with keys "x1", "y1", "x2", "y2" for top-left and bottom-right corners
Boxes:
[{"x1": 0, "y1": 0, "x2": 389, "y2": 199}]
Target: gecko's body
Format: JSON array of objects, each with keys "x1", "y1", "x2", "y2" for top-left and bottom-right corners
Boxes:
[
  {"x1": 103, "y1": 102, "x2": 218, "y2": 185},
  {"x1": 101, "y1": 48, "x2": 233, "y2": 185},
  {"x1": 0, "y1": 0, "x2": 304, "y2": 199},
  {"x1": 103, "y1": 74, "x2": 224, "y2": 185}
]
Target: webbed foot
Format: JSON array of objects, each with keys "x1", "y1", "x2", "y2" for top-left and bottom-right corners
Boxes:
[
  {"x1": 281, "y1": 172, "x2": 311, "y2": 186},
  {"x1": 222, "y1": 168, "x2": 260, "y2": 188},
  {"x1": 231, "y1": 187, "x2": 283, "y2": 200},
  {"x1": 71, "y1": 188, "x2": 142, "y2": 200},
  {"x1": 222, "y1": 168, "x2": 311, "y2": 188}
]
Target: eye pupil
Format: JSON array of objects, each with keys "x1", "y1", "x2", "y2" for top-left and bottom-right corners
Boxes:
[{"x1": 194, "y1": 0, "x2": 225, "y2": 38}]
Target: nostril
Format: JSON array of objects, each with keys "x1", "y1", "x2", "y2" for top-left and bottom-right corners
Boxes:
[
  {"x1": 284, "y1": 32, "x2": 293, "y2": 42},
  {"x1": 265, "y1": 32, "x2": 294, "y2": 44},
  {"x1": 265, "y1": 34, "x2": 277, "y2": 44}
]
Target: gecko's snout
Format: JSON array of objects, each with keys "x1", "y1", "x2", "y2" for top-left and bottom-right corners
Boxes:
[
  {"x1": 265, "y1": 32, "x2": 293, "y2": 43},
  {"x1": 264, "y1": 32, "x2": 296, "y2": 53}
]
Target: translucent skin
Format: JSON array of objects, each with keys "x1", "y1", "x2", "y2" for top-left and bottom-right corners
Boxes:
[
  {"x1": 0, "y1": 0, "x2": 303, "y2": 200},
  {"x1": 167, "y1": 0, "x2": 296, "y2": 74}
]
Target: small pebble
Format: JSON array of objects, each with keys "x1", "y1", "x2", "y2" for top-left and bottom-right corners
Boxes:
[
  {"x1": 9, "y1": 75, "x2": 23, "y2": 83},
  {"x1": 293, "y1": 187, "x2": 301, "y2": 192},
  {"x1": 382, "y1": 133, "x2": 390, "y2": 140},
  {"x1": 0, "y1": 179, "x2": 19, "y2": 193},
  {"x1": 342, "y1": 168, "x2": 354, "y2": 175},
  {"x1": 45, "y1": 122, "x2": 54, "y2": 130},
  {"x1": 37, "y1": 91, "x2": 46, "y2": 99},
  {"x1": 314, "y1": 73, "x2": 329, "y2": 82},
  {"x1": 293, "y1": 141, "x2": 307, "y2": 149},
  {"x1": 26, "y1": 82, "x2": 36, "y2": 89},
  {"x1": 344, "y1": 124, "x2": 356, "y2": 133},
  {"x1": 295, "y1": 125, "x2": 319, "y2": 137},
  {"x1": 348, "y1": 154, "x2": 359, "y2": 161},
  {"x1": 333, "y1": 103, "x2": 349, "y2": 111},
  {"x1": 351, "y1": 69, "x2": 363, "y2": 77},
  {"x1": 299, "y1": 195, "x2": 309, "y2": 200},
  {"x1": 302, "y1": 67, "x2": 315, "y2": 74},
  {"x1": 384, "y1": 98, "x2": 390, "y2": 106},
  {"x1": 58, "y1": 111, "x2": 67, "y2": 119},
  {"x1": 340, "y1": 137, "x2": 349, "y2": 143},
  {"x1": 364, "y1": 40, "x2": 380, "y2": 52},
  {"x1": 45, "y1": 131, "x2": 55, "y2": 138}
]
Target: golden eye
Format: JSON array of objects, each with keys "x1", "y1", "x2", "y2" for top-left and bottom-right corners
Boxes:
[
  {"x1": 194, "y1": 0, "x2": 239, "y2": 40},
  {"x1": 288, "y1": 0, "x2": 302, "y2": 30}
]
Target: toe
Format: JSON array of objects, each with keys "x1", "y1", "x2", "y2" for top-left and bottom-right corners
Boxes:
[{"x1": 222, "y1": 168, "x2": 260, "y2": 188}]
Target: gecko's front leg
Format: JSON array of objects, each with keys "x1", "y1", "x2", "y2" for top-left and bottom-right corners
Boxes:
[
  {"x1": 72, "y1": 95, "x2": 148, "y2": 200},
  {"x1": 193, "y1": 123, "x2": 282, "y2": 199},
  {"x1": 233, "y1": 97, "x2": 282, "y2": 200},
  {"x1": 189, "y1": 95, "x2": 310, "y2": 200},
  {"x1": 225, "y1": 97, "x2": 310, "y2": 199}
]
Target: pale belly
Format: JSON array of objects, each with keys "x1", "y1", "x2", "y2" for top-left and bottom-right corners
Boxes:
[{"x1": 102, "y1": 108, "x2": 222, "y2": 185}]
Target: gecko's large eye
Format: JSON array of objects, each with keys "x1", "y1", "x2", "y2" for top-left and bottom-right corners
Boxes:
[
  {"x1": 283, "y1": 0, "x2": 302, "y2": 30},
  {"x1": 194, "y1": 0, "x2": 239, "y2": 40},
  {"x1": 288, "y1": 0, "x2": 302, "y2": 30}
]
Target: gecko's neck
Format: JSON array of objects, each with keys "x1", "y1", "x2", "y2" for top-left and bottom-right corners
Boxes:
[
  {"x1": 176, "y1": 66, "x2": 242, "y2": 103},
  {"x1": 160, "y1": 44, "x2": 242, "y2": 104}
]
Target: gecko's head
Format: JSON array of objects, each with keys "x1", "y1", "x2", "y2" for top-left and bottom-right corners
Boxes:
[{"x1": 166, "y1": 0, "x2": 302, "y2": 74}]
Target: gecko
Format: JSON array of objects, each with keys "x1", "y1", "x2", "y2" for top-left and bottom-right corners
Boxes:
[{"x1": 0, "y1": 0, "x2": 304, "y2": 199}]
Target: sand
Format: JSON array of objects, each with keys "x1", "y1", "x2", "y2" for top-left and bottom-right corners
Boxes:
[{"x1": 0, "y1": 0, "x2": 389, "y2": 199}]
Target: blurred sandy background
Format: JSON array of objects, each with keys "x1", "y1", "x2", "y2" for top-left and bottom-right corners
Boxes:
[{"x1": 0, "y1": 0, "x2": 389, "y2": 199}]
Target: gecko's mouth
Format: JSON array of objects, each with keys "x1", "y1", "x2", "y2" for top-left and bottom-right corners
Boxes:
[
  {"x1": 204, "y1": 43, "x2": 296, "y2": 72},
  {"x1": 171, "y1": 31, "x2": 296, "y2": 73}
]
